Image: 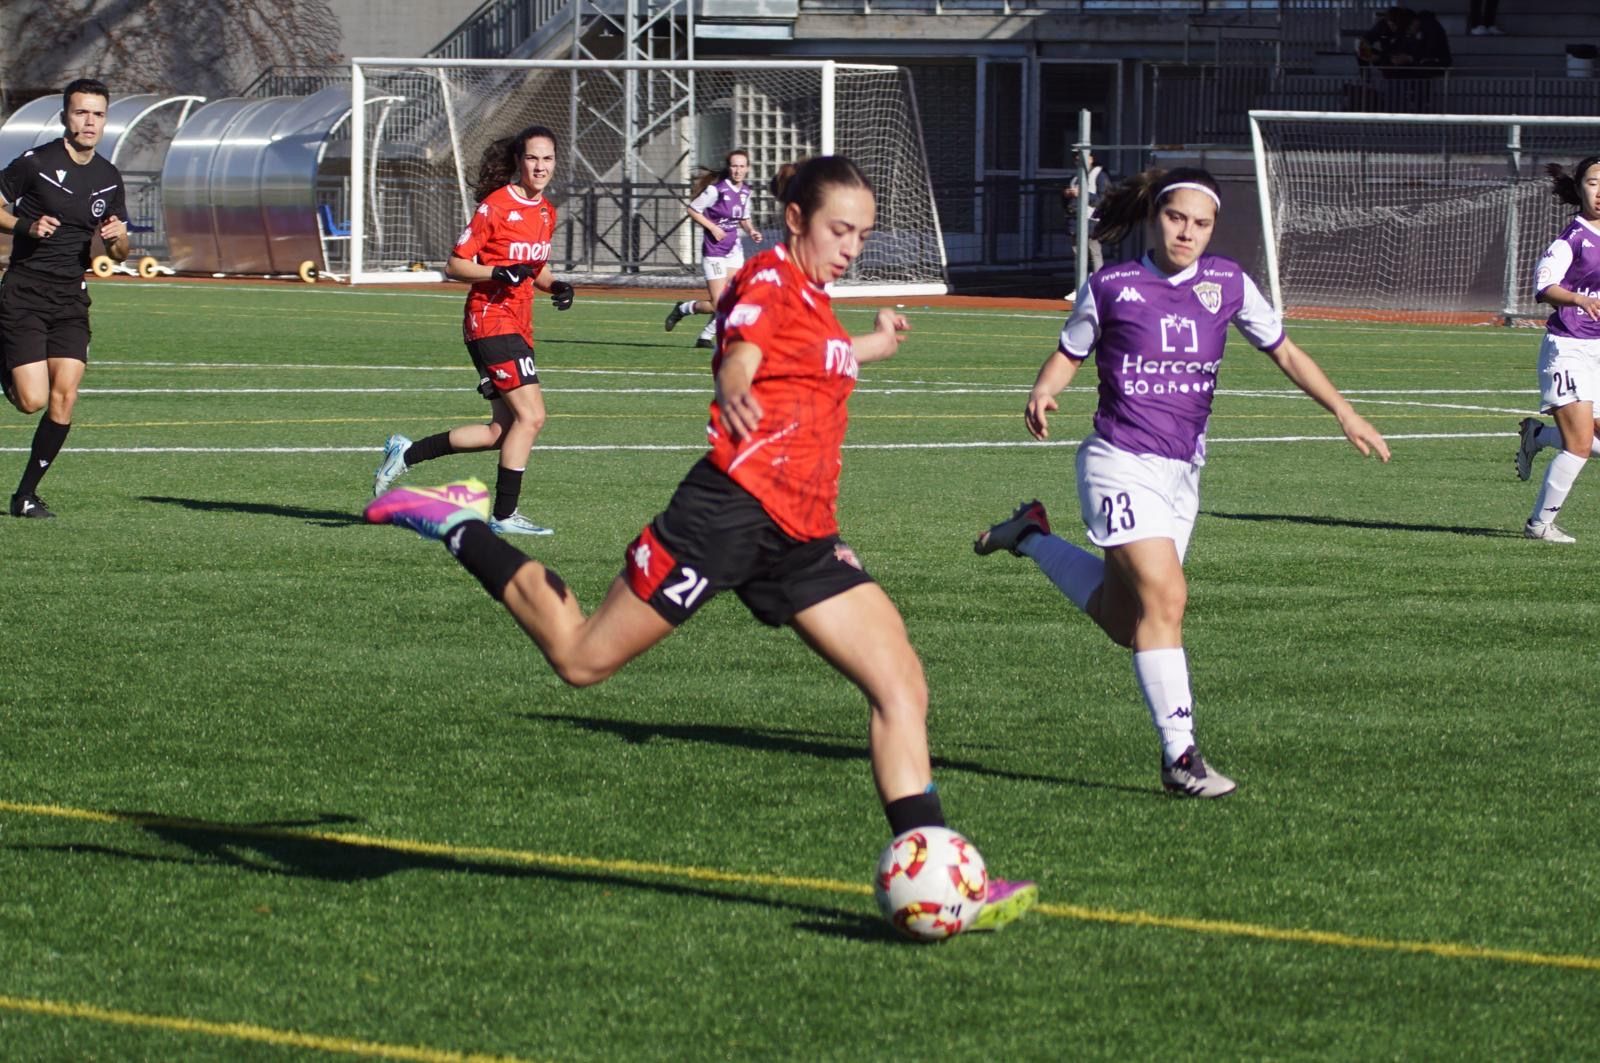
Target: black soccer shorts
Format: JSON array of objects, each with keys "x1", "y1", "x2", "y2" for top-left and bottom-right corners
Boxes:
[
  {"x1": 0, "y1": 271, "x2": 91, "y2": 368},
  {"x1": 466, "y1": 333, "x2": 537, "y2": 400},
  {"x1": 623, "y1": 459, "x2": 874, "y2": 628}
]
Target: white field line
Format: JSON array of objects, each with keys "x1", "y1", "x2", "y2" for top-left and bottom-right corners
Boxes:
[
  {"x1": 0, "y1": 431, "x2": 1517, "y2": 456},
  {"x1": 105, "y1": 283, "x2": 1542, "y2": 335}
]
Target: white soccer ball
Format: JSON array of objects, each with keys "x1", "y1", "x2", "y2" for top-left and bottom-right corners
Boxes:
[{"x1": 874, "y1": 826, "x2": 988, "y2": 941}]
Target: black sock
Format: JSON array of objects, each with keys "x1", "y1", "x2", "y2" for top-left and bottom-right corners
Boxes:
[
  {"x1": 884, "y1": 790, "x2": 946, "y2": 837},
  {"x1": 446, "y1": 518, "x2": 532, "y2": 601},
  {"x1": 17, "y1": 417, "x2": 69, "y2": 497},
  {"x1": 404, "y1": 432, "x2": 454, "y2": 467},
  {"x1": 493, "y1": 466, "x2": 524, "y2": 520}
]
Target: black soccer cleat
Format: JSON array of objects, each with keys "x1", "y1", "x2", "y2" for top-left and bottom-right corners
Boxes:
[{"x1": 10, "y1": 492, "x2": 55, "y2": 519}]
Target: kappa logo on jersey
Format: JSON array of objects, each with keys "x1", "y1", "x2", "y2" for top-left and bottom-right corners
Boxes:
[
  {"x1": 508, "y1": 210, "x2": 522, "y2": 222},
  {"x1": 456, "y1": 226, "x2": 473, "y2": 246},
  {"x1": 750, "y1": 268, "x2": 781, "y2": 286},
  {"x1": 632, "y1": 540, "x2": 651, "y2": 574},
  {"x1": 824, "y1": 338, "x2": 858, "y2": 379},
  {"x1": 727, "y1": 303, "x2": 762, "y2": 328},
  {"x1": 508, "y1": 240, "x2": 551, "y2": 260},
  {"x1": 493, "y1": 367, "x2": 513, "y2": 380},
  {"x1": 477, "y1": 204, "x2": 490, "y2": 216},
  {"x1": 1192, "y1": 280, "x2": 1223, "y2": 314},
  {"x1": 833, "y1": 542, "x2": 863, "y2": 571},
  {"x1": 1115, "y1": 287, "x2": 1146, "y2": 303},
  {"x1": 1585, "y1": 239, "x2": 1595, "y2": 249}
]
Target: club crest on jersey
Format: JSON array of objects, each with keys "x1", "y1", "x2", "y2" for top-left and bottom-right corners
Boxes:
[
  {"x1": 91, "y1": 198, "x2": 106, "y2": 218},
  {"x1": 1193, "y1": 281, "x2": 1223, "y2": 314}
]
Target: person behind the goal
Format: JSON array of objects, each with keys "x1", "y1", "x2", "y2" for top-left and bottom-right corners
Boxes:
[
  {"x1": 366, "y1": 155, "x2": 1036, "y2": 931},
  {"x1": 663, "y1": 148, "x2": 762, "y2": 349},
  {"x1": 372, "y1": 124, "x2": 574, "y2": 535},
  {"x1": 1513, "y1": 156, "x2": 1600, "y2": 544},
  {"x1": 975, "y1": 166, "x2": 1390, "y2": 797}
]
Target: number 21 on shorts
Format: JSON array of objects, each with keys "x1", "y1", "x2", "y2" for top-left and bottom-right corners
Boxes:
[{"x1": 1100, "y1": 491, "x2": 1135, "y2": 536}]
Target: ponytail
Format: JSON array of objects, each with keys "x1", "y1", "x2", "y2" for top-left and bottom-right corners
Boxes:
[
  {"x1": 1091, "y1": 166, "x2": 1221, "y2": 245},
  {"x1": 1549, "y1": 157, "x2": 1600, "y2": 207}
]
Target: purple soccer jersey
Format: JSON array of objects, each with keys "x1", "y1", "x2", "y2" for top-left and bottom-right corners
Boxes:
[
  {"x1": 1534, "y1": 216, "x2": 1600, "y2": 341},
  {"x1": 690, "y1": 179, "x2": 752, "y2": 258},
  {"x1": 1059, "y1": 253, "x2": 1284, "y2": 463}
]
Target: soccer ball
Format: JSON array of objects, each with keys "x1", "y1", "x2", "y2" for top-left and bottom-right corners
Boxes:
[{"x1": 874, "y1": 826, "x2": 988, "y2": 941}]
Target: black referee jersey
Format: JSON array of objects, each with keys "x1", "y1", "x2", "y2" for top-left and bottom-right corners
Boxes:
[{"x1": 1, "y1": 138, "x2": 127, "y2": 281}]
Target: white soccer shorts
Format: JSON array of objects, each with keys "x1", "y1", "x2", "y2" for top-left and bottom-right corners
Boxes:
[
  {"x1": 1074, "y1": 432, "x2": 1202, "y2": 561},
  {"x1": 702, "y1": 244, "x2": 745, "y2": 282},
  {"x1": 1537, "y1": 333, "x2": 1600, "y2": 413}
]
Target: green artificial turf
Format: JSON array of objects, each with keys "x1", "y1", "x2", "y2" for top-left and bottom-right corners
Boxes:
[{"x1": 0, "y1": 280, "x2": 1594, "y2": 1060}]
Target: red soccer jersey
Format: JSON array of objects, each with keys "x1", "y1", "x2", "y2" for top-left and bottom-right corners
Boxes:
[
  {"x1": 454, "y1": 184, "x2": 557, "y2": 345},
  {"x1": 706, "y1": 244, "x2": 860, "y2": 541}
]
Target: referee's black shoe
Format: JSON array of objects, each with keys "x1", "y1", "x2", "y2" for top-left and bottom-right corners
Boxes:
[{"x1": 10, "y1": 492, "x2": 55, "y2": 519}]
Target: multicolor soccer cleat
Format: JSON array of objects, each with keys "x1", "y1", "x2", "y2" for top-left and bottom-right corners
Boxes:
[
  {"x1": 1161, "y1": 745, "x2": 1237, "y2": 798},
  {"x1": 373, "y1": 433, "x2": 412, "y2": 497},
  {"x1": 1514, "y1": 417, "x2": 1544, "y2": 482},
  {"x1": 365, "y1": 479, "x2": 489, "y2": 540},
  {"x1": 974, "y1": 499, "x2": 1051, "y2": 556},
  {"x1": 489, "y1": 510, "x2": 554, "y2": 536},
  {"x1": 967, "y1": 877, "x2": 1039, "y2": 932}
]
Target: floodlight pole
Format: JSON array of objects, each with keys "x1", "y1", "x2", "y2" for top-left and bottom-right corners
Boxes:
[{"x1": 1074, "y1": 108, "x2": 1090, "y2": 292}]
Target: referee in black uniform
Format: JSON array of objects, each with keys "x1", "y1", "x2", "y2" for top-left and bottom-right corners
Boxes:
[{"x1": 0, "y1": 78, "x2": 128, "y2": 519}]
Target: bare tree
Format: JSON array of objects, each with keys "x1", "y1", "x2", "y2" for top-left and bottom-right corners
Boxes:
[{"x1": 5, "y1": 0, "x2": 342, "y2": 106}]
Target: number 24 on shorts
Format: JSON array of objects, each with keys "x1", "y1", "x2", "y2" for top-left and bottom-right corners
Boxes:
[{"x1": 1100, "y1": 492, "x2": 1136, "y2": 536}]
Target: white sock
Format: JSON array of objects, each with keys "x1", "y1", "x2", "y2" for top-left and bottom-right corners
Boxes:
[
  {"x1": 1538, "y1": 424, "x2": 1564, "y2": 450},
  {"x1": 698, "y1": 321, "x2": 716, "y2": 338},
  {"x1": 1018, "y1": 532, "x2": 1103, "y2": 612},
  {"x1": 678, "y1": 300, "x2": 698, "y2": 315},
  {"x1": 1531, "y1": 450, "x2": 1587, "y2": 525},
  {"x1": 1133, "y1": 648, "x2": 1195, "y2": 764}
]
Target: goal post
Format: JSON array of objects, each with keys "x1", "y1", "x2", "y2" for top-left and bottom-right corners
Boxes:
[
  {"x1": 347, "y1": 58, "x2": 948, "y2": 296},
  {"x1": 1249, "y1": 110, "x2": 1600, "y2": 323}
]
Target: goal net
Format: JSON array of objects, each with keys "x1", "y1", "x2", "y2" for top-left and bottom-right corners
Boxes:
[
  {"x1": 1250, "y1": 111, "x2": 1600, "y2": 323},
  {"x1": 348, "y1": 59, "x2": 947, "y2": 295}
]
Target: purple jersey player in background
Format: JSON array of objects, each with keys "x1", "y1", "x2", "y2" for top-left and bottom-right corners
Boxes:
[
  {"x1": 1513, "y1": 156, "x2": 1600, "y2": 543},
  {"x1": 664, "y1": 148, "x2": 762, "y2": 349},
  {"x1": 975, "y1": 166, "x2": 1389, "y2": 797}
]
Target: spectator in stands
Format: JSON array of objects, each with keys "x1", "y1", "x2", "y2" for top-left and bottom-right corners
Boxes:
[
  {"x1": 1468, "y1": 0, "x2": 1500, "y2": 36},
  {"x1": 1410, "y1": 10, "x2": 1453, "y2": 71},
  {"x1": 1356, "y1": 6, "x2": 1415, "y2": 68},
  {"x1": 1062, "y1": 150, "x2": 1108, "y2": 274}
]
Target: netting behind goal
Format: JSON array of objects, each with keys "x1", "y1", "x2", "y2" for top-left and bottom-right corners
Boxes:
[
  {"x1": 1250, "y1": 112, "x2": 1600, "y2": 323},
  {"x1": 349, "y1": 60, "x2": 946, "y2": 294}
]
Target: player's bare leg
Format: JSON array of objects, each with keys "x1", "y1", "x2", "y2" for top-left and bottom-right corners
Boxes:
[
  {"x1": 789, "y1": 582, "x2": 931, "y2": 803},
  {"x1": 9, "y1": 359, "x2": 82, "y2": 519},
  {"x1": 500, "y1": 571, "x2": 674, "y2": 686}
]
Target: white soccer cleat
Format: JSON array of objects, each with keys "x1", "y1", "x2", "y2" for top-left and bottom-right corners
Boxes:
[
  {"x1": 1514, "y1": 417, "x2": 1543, "y2": 482},
  {"x1": 1161, "y1": 745, "x2": 1237, "y2": 798},
  {"x1": 489, "y1": 510, "x2": 554, "y2": 536},
  {"x1": 1524, "y1": 519, "x2": 1576, "y2": 544},
  {"x1": 374, "y1": 433, "x2": 411, "y2": 497}
]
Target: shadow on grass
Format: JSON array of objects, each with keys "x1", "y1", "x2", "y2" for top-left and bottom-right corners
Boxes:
[
  {"x1": 1203, "y1": 510, "x2": 1521, "y2": 539},
  {"x1": 8, "y1": 809, "x2": 869, "y2": 927},
  {"x1": 520, "y1": 712, "x2": 1153, "y2": 796},
  {"x1": 141, "y1": 495, "x2": 365, "y2": 528}
]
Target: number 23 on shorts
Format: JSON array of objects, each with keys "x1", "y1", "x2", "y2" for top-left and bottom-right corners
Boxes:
[{"x1": 1100, "y1": 491, "x2": 1136, "y2": 536}]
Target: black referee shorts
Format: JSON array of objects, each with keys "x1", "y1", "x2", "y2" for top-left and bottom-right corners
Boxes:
[
  {"x1": 623, "y1": 459, "x2": 875, "y2": 628},
  {"x1": 0, "y1": 270, "x2": 91, "y2": 368}
]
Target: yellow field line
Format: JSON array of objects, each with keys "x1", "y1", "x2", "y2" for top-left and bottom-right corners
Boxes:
[
  {"x1": 4, "y1": 799, "x2": 1597, "y2": 977},
  {"x1": 0, "y1": 994, "x2": 534, "y2": 1061}
]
